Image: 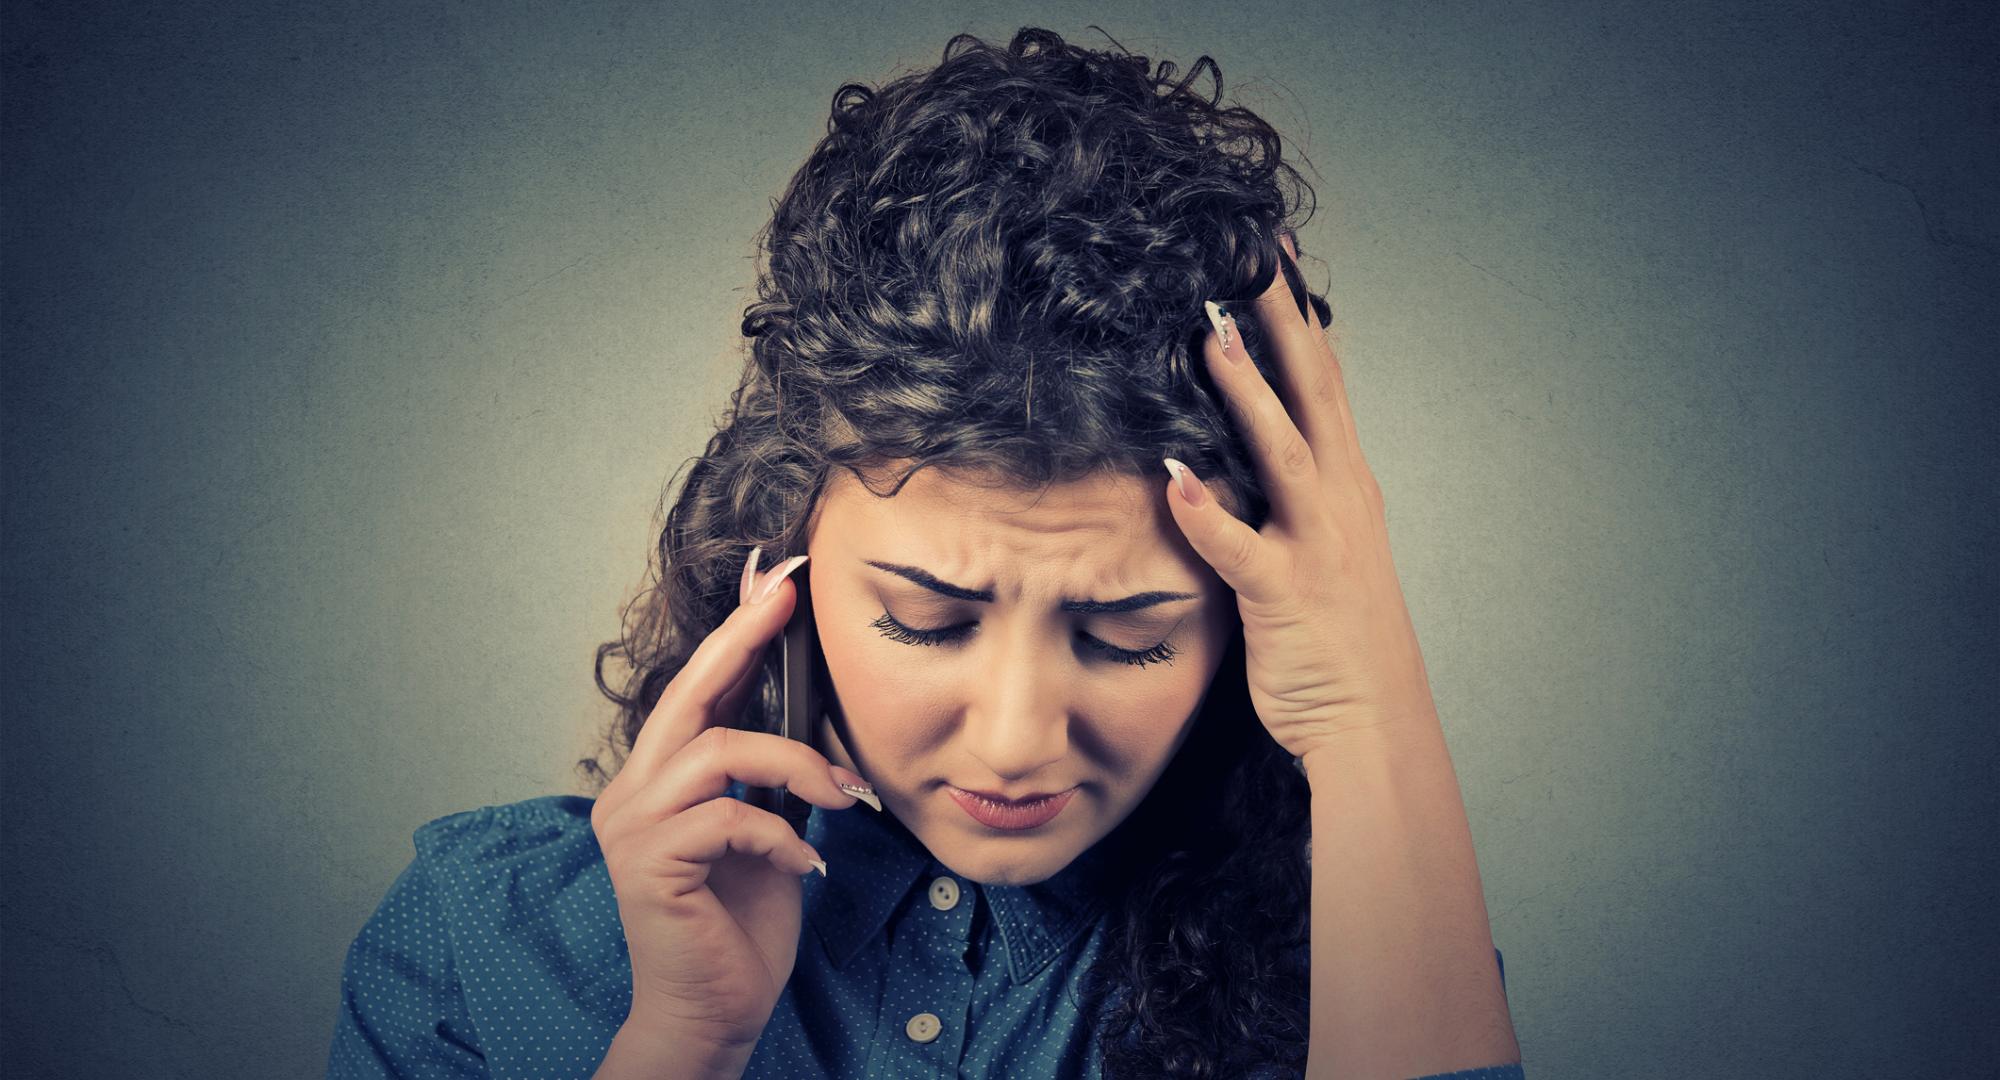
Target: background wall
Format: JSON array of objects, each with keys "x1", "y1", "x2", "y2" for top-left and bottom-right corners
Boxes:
[{"x1": 4, "y1": 1, "x2": 1994, "y2": 1076}]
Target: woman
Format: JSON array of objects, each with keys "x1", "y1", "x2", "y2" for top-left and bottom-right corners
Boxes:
[{"x1": 330, "y1": 27, "x2": 1523, "y2": 1079}]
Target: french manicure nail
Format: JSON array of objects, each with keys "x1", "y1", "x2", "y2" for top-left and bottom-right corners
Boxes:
[
  {"x1": 753, "y1": 554, "x2": 809, "y2": 605},
  {"x1": 1204, "y1": 300, "x2": 1240, "y2": 362},
  {"x1": 836, "y1": 784, "x2": 884, "y2": 808},
  {"x1": 739, "y1": 545, "x2": 763, "y2": 607},
  {"x1": 801, "y1": 842, "x2": 827, "y2": 878},
  {"x1": 830, "y1": 766, "x2": 882, "y2": 812},
  {"x1": 1163, "y1": 458, "x2": 1207, "y2": 507}
]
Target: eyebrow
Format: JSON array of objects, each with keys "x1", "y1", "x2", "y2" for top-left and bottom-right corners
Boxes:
[{"x1": 864, "y1": 560, "x2": 1201, "y2": 614}]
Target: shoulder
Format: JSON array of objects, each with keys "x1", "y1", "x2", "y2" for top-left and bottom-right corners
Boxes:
[
  {"x1": 336, "y1": 794, "x2": 627, "y2": 1071},
  {"x1": 409, "y1": 794, "x2": 627, "y2": 1007},
  {"x1": 406, "y1": 794, "x2": 615, "y2": 942},
  {"x1": 410, "y1": 793, "x2": 599, "y2": 868}
]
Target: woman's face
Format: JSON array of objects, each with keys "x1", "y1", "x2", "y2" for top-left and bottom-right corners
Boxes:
[{"x1": 804, "y1": 464, "x2": 1239, "y2": 886}]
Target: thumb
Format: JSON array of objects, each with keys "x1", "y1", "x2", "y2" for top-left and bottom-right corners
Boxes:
[{"x1": 1162, "y1": 458, "x2": 1276, "y2": 607}]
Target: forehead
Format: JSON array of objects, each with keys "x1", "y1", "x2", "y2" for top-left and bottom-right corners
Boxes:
[
  {"x1": 820, "y1": 464, "x2": 1149, "y2": 525},
  {"x1": 809, "y1": 464, "x2": 1192, "y2": 569}
]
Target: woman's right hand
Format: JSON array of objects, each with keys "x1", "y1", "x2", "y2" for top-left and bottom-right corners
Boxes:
[{"x1": 589, "y1": 547, "x2": 874, "y2": 1065}]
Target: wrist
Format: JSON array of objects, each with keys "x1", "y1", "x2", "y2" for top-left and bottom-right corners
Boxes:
[{"x1": 1297, "y1": 716, "x2": 1446, "y2": 785}]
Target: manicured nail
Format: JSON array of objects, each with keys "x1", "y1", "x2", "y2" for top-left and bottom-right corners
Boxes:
[
  {"x1": 753, "y1": 554, "x2": 809, "y2": 604},
  {"x1": 830, "y1": 765, "x2": 881, "y2": 811},
  {"x1": 1163, "y1": 458, "x2": 1207, "y2": 507},
  {"x1": 801, "y1": 842, "x2": 827, "y2": 878},
  {"x1": 739, "y1": 545, "x2": 763, "y2": 607},
  {"x1": 1204, "y1": 300, "x2": 1240, "y2": 362}
]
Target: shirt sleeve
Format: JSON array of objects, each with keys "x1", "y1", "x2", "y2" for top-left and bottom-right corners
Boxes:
[
  {"x1": 1238, "y1": 1059, "x2": 1525, "y2": 1079},
  {"x1": 1404, "y1": 946, "x2": 1521, "y2": 1079},
  {"x1": 326, "y1": 848, "x2": 488, "y2": 1078}
]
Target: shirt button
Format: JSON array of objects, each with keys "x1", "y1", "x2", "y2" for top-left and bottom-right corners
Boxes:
[
  {"x1": 928, "y1": 875, "x2": 960, "y2": 910},
  {"x1": 905, "y1": 1012, "x2": 942, "y2": 1043}
]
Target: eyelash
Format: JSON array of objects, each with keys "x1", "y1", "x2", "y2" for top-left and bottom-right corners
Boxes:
[{"x1": 869, "y1": 611, "x2": 1180, "y2": 668}]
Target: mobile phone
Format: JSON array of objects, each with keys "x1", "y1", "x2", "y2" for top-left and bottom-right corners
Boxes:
[{"x1": 743, "y1": 558, "x2": 820, "y2": 840}]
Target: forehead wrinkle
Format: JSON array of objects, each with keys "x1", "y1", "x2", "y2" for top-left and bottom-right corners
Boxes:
[
  {"x1": 844, "y1": 471, "x2": 1185, "y2": 605},
  {"x1": 925, "y1": 516, "x2": 1157, "y2": 606}
]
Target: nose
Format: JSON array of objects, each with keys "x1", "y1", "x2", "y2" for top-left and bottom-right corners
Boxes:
[{"x1": 957, "y1": 627, "x2": 1071, "y2": 785}]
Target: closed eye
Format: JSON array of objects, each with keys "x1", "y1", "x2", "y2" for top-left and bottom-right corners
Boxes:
[{"x1": 869, "y1": 611, "x2": 1179, "y2": 668}]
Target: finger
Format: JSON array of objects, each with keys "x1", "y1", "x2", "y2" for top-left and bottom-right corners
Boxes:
[
  {"x1": 1161, "y1": 457, "x2": 1285, "y2": 608},
  {"x1": 712, "y1": 547, "x2": 795, "y2": 721},
  {"x1": 1202, "y1": 299, "x2": 1326, "y2": 533},
  {"x1": 643, "y1": 796, "x2": 827, "y2": 897},
  {"x1": 1277, "y1": 233, "x2": 1370, "y2": 480},
  {"x1": 712, "y1": 653, "x2": 764, "y2": 727},
  {"x1": 611, "y1": 726, "x2": 871, "y2": 843},
  {"x1": 1252, "y1": 234, "x2": 1352, "y2": 477},
  {"x1": 621, "y1": 552, "x2": 810, "y2": 790}
]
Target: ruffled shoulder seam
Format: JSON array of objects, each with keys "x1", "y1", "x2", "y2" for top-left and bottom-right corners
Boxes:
[{"x1": 411, "y1": 793, "x2": 599, "y2": 866}]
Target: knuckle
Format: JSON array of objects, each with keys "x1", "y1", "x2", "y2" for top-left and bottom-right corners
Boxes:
[
  {"x1": 791, "y1": 736, "x2": 831, "y2": 769},
  {"x1": 633, "y1": 849, "x2": 695, "y2": 901},
  {"x1": 773, "y1": 734, "x2": 829, "y2": 789},
  {"x1": 1353, "y1": 466, "x2": 1384, "y2": 509},
  {"x1": 707, "y1": 793, "x2": 785, "y2": 844},
  {"x1": 1277, "y1": 434, "x2": 1316, "y2": 478},
  {"x1": 1310, "y1": 367, "x2": 1341, "y2": 411},
  {"x1": 686, "y1": 725, "x2": 730, "y2": 775},
  {"x1": 695, "y1": 723, "x2": 734, "y2": 756},
  {"x1": 1303, "y1": 502, "x2": 1341, "y2": 538},
  {"x1": 1224, "y1": 526, "x2": 1261, "y2": 571},
  {"x1": 709, "y1": 793, "x2": 747, "y2": 829}
]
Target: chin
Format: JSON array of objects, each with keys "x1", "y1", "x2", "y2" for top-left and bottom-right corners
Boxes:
[
  {"x1": 927, "y1": 825, "x2": 1080, "y2": 887},
  {"x1": 943, "y1": 853, "x2": 1063, "y2": 887}
]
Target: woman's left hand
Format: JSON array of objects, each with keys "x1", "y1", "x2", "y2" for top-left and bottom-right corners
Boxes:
[{"x1": 1164, "y1": 233, "x2": 1440, "y2": 765}]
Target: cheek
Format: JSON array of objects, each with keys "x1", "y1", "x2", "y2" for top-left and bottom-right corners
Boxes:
[
  {"x1": 1097, "y1": 618, "x2": 1233, "y2": 769},
  {"x1": 816, "y1": 618, "x2": 946, "y2": 760},
  {"x1": 1088, "y1": 675, "x2": 1209, "y2": 766},
  {"x1": 820, "y1": 624, "x2": 938, "y2": 712}
]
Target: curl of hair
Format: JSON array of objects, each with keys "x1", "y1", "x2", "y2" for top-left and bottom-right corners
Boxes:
[{"x1": 580, "y1": 26, "x2": 1332, "y2": 1078}]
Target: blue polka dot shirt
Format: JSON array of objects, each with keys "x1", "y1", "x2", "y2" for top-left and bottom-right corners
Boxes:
[{"x1": 328, "y1": 788, "x2": 1521, "y2": 1079}]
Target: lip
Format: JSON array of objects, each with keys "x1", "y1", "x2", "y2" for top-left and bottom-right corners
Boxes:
[
  {"x1": 948, "y1": 785, "x2": 1078, "y2": 831},
  {"x1": 955, "y1": 785, "x2": 1068, "y2": 804}
]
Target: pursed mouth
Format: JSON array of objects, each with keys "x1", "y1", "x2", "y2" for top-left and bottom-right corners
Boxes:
[
  {"x1": 949, "y1": 785, "x2": 1075, "y2": 806},
  {"x1": 946, "y1": 785, "x2": 1079, "y2": 831}
]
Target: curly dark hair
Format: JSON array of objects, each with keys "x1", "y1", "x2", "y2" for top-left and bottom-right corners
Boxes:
[{"x1": 579, "y1": 26, "x2": 1336, "y2": 1078}]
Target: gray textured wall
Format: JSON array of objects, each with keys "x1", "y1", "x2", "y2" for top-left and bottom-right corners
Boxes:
[{"x1": 4, "y1": 1, "x2": 1994, "y2": 1077}]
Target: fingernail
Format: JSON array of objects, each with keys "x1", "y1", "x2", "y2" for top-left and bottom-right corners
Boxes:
[
  {"x1": 753, "y1": 554, "x2": 809, "y2": 604},
  {"x1": 800, "y1": 842, "x2": 827, "y2": 878},
  {"x1": 830, "y1": 766, "x2": 881, "y2": 812},
  {"x1": 1204, "y1": 300, "x2": 1241, "y2": 363},
  {"x1": 739, "y1": 545, "x2": 763, "y2": 607},
  {"x1": 1163, "y1": 458, "x2": 1207, "y2": 507}
]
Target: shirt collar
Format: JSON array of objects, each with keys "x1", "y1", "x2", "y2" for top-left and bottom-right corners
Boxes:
[{"x1": 802, "y1": 795, "x2": 1130, "y2": 984}]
